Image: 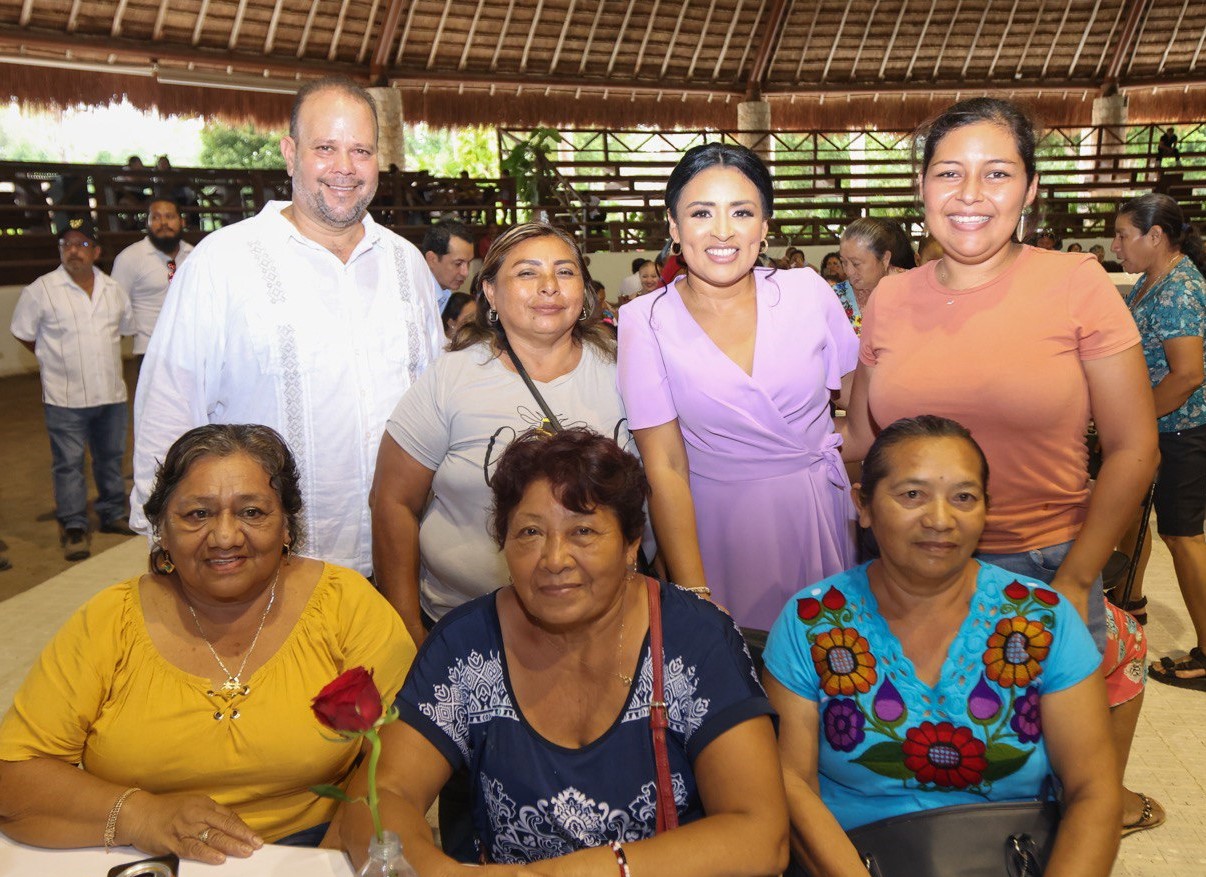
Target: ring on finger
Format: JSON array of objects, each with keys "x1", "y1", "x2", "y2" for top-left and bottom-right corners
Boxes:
[{"x1": 198, "y1": 827, "x2": 213, "y2": 844}]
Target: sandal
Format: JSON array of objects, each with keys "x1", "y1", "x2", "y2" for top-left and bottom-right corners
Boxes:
[
  {"x1": 1150, "y1": 647, "x2": 1206, "y2": 690},
  {"x1": 1121, "y1": 792, "x2": 1165, "y2": 838},
  {"x1": 1117, "y1": 595, "x2": 1147, "y2": 626}
]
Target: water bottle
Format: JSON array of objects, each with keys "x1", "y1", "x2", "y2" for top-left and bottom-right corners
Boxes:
[{"x1": 356, "y1": 830, "x2": 419, "y2": 877}]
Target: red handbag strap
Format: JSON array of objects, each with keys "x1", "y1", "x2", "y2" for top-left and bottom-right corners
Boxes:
[{"x1": 645, "y1": 577, "x2": 679, "y2": 833}]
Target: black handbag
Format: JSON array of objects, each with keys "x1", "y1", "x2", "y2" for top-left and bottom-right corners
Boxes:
[
  {"x1": 850, "y1": 798, "x2": 1059, "y2": 877},
  {"x1": 787, "y1": 797, "x2": 1060, "y2": 877}
]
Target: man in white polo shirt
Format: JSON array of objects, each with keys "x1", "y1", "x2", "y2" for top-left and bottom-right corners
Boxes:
[
  {"x1": 10, "y1": 219, "x2": 135, "y2": 561},
  {"x1": 110, "y1": 198, "x2": 193, "y2": 368}
]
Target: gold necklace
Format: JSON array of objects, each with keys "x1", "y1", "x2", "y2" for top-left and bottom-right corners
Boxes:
[
  {"x1": 183, "y1": 570, "x2": 278, "y2": 719},
  {"x1": 616, "y1": 576, "x2": 634, "y2": 687},
  {"x1": 1135, "y1": 253, "x2": 1182, "y2": 304}
]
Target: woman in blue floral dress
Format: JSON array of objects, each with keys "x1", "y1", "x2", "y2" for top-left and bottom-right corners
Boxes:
[
  {"x1": 764, "y1": 415, "x2": 1119, "y2": 876},
  {"x1": 1112, "y1": 193, "x2": 1206, "y2": 689}
]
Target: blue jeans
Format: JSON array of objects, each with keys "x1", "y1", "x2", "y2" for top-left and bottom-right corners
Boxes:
[
  {"x1": 978, "y1": 539, "x2": 1107, "y2": 654},
  {"x1": 44, "y1": 402, "x2": 128, "y2": 532}
]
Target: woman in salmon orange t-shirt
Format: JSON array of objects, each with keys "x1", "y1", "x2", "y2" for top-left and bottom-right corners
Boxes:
[{"x1": 842, "y1": 98, "x2": 1162, "y2": 838}]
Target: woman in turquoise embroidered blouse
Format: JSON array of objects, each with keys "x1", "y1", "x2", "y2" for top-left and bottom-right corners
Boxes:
[
  {"x1": 1113, "y1": 193, "x2": 1206, "y2": 689},
  {"x1": 764, "y1": 415, "x2": 1119, "y2": 877}
]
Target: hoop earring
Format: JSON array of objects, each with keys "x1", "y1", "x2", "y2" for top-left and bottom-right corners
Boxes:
[
  {"x1": 487, "y1": 307, "x2": 498, "y2": 324},
  {"x1": 671, "y1": 241, "x2": 681, "y2": 255},
  {"x1": 759, "y1": 239, "x2": 768, "y2": 254},
  {"x1": 282, "y1": 541, "x2": 292, "y2": 560},
  {"x1": 579, "y1": 304, "x2": 590, "y2": 321}
]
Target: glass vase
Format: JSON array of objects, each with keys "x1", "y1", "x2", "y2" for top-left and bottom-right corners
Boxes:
[{"x1": 356, "y1": 830, "x2": 418, "y2": 877}]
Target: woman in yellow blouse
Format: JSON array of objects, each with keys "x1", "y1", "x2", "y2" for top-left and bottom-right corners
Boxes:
[{"x1": 0, "y1": 424, "x2": 414, "y2": 865}]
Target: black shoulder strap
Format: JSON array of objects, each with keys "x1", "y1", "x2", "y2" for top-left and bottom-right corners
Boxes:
[{"x1": 498, "y1": 331, "x2": 563, "y2": 433}]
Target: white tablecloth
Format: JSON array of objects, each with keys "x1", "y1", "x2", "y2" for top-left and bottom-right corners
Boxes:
[{"x1": 0, "y1": 834, "x2": 355, "y2": 875}]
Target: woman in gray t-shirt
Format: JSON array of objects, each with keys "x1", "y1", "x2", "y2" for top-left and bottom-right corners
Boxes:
[{"x1": 371, "y1": 222, "x2": 633, "y2": 648}]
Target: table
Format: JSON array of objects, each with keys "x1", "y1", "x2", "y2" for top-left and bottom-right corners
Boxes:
[{"x1": 0, "y1": 834, "x2": 355, "y2": 875}]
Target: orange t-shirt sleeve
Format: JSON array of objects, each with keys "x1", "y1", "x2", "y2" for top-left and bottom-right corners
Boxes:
[{"x1": 1065, "y1": 255, "x2": 1141, "y2": 360}]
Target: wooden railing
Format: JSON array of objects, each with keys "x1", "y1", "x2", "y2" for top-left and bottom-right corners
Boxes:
[{"x1": 2, "y1": 121, "x2": 1202, "y2": 283}]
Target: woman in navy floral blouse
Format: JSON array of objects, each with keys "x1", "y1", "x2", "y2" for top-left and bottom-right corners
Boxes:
[
  {"x1": 335, "y1": 428, "x2": 787, "y2": 875},
  {"x1": 764, "y1": 416, "x2": 1119, "y2": 876}
]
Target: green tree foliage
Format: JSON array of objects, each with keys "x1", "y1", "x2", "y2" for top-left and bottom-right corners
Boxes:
[
  {"x1": 198, "y1": 121, "x2": 287, "y2": 169},
  {"x1": 405, "y1": 123, "x2": 498, "y2": 177}
]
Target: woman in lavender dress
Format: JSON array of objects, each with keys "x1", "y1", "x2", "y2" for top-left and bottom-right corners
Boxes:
[{"x1": 618, "y1": 144, "x2": 859, "y2": 631}]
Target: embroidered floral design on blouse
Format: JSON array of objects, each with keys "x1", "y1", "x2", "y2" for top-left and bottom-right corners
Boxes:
[
  {"x1": 795, "y1": 577, "x2": 1061, "y2": 795},
  {"x1": 417, "y1": 649, "x2": 514, "y2": 760},
  {"x1": 901, "y1": 721, "x2": 988, "y2": 789},
  {"x1": 811, "y1": 627, "x2": 877, "y2": 696},
  {"x1": 622, "y1": 654, "x2": 710, "y2": 739},
  {"x1": 982, "y1": 584, "x2": 1056, "y2": 688},
  {"x1": 481, "y1": 773, "x2": 686, "y2": 863}
]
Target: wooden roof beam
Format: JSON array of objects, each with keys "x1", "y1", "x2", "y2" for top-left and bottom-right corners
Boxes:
[
  {"x1": 633, "y1": 0, "x2": 663, "y2": 75},
  {"x1": 549, "y1": 0, "x2": 579, "y2": 73},
  {"x1": 152, "y1": 0, "x2": 171, "y2": 40},
  {"x1": 1101, "y1": 0, "x2": 1150, "y2": 90},
  {"x1": 1092, "y1": 0, "x2": 1129, "y2": 77},
  {"x1": 578, "y1": 0, "x2": 607, "y2": 74},
  {"x1": 850, "y1": 0, "x2": 883, "y2": 81},
  {"x1": 1158, "y1": 0, "x2": 1191, "y2": 74},
  {"x1": 19, "y1": 0, "x2": 34, "y2": 27},
  {"x1": 986, "y1": 0, "x2": 1021, "y2": 80},
  {"x1": 606, "y1": 0, "x2": 639, "y2": 75},
  {"x1": 1064, "y1": 0, "x2": 1098, "y2": 76},
  {"x1": 713, "y1": 0, "x2": 748, "y2": 80},
  {"x1": 1038, "y1": 0, "x2": 1073, "y2": 78},
  {"x1": 228, "y1": 0, "x2": 251, "y2": 50},
  {"x1": 687, "y1": 0, "x2": 720, "y2": 79},
  {"x1": 822, "y1": 0, "x2": 856, "y2": 81},
  {"x1": 792, "y1": 7, "x2": 819, "y2": 80},
  {"x1": 931, "y1": 0, "x2": 964, "y2": 79},
  {"x1": 877, "y1": 0, "x2": 909, "y2": 80},
  {"x1": 1123, "y1": 0, "x2": 1155, "y2": 78},
  {"x1": 430, "y1": 0, "x2": 458, "y2": 69},
  {"x1": 735, "y1": 0, "x2": 768, "y2": 83},
  {"x1": 490, "y1": 0, "x2": 520, "y2": 71},
  {"x1": 327, "y1": 0, "x2": 355, "y2": 61},
  {"x1": 904, "y1": 0, "x2": 939, "y2": 79},
  {"x1": 112, "y1": 0, "x2": 131, "y2": 38},
  {"x1": 190, "y1": 0, "x2": 211, "y2": 46},
  {"x1": 659, "y1": 0, "x2": 695, "y2": 77},
  {"x1": 296, "y1": 0, "x2": 321, "y2": 58},
  {"x1": 66, "y1": 0, "x2": 83, "y2": 33},
  {"x1": 356, "y1": 0, "x2": 382, "y2": 63},
  {"x1": 959, "y1": 1, "x2": 994, "y2": 79},
  {"x1": 370, "y1": 0, "x2": 408, "y2": 83}
]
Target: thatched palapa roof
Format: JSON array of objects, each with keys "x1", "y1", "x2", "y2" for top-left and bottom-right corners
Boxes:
[{"x1": 1, "y1": 0, "x2": 1204, "y2": 129}]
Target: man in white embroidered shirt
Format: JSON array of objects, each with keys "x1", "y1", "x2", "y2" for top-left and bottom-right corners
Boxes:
[
  {"x1": 110, "y1": 197, "x2": 193, "y2": 369},
  {"x1": 11, "y1": 219, "x2": 135, "y2": 562},
  {"x1": 131, "y1": 77, "x2": 443, "y2": 575}
]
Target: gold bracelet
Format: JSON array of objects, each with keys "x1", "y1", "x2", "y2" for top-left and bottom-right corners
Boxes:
[
  {"x1": 103, "y1": 787, "x2": 141, "y2": 852},
  {"x1": 685, "y1": 586, "x2": 712, "y2": 597}
]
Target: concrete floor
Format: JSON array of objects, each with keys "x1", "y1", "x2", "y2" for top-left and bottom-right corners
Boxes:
[{"x1": 0, "y1": 364, "x2": 139, "y2": 600}]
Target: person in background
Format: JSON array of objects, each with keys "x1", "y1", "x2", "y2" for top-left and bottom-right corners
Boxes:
[
  {"x1": 918, "y1": 234, "x2": 944, "y2": 264},
  {"x1": 767, "y1": 416, "x2": 1119, "y2": 877},
  {"x1": 10, "y1": 219, "x2": 135, "y2": 561},
  {"x1": 1112, "y1": 194, "x2": 1206, "y2": 691},
  {"x1": 1091, "y1": 244, "x2": 1107, "y2": 264},
  {"x1": 819, "y1": 251, "x2": 845, "y2": 285},
  {"x1": 638, "y1": 258, "x2": 662, "y2": 293},
  {"x1": 832, "y1": 217, "x2": 916, "y2": 335},
  {"x1": 337, "y1": 427, "x2": 787, "y2": 875},
  {"x1": 619, "y1": 143, "x2": 859, "y2": 631},
  {"x1": 421, "y1": 221, "x2": 474, "y2": 312},
  {"x1": 844, "y1": 96, "x2": 1162, "y2": 837},
  {"x1": 1157, "y1": 128, "x2": 1181, "y2": 167},
  {"x1": 1068, "y1": 242, "x2": 1084, "y2": 253},
  {"x1": 111, "y1": 198, "x2": 193, "y2": 370},
  {"x1": 0, "y1": 424, "x2": 414, "y2": 863},
  {"x1": 132, "y1": 77, "x2": 444, "y2": 579},
  {"x1": 439, "y1": 292, "x2": 477, "y2": 340},
  {"x1": 785, "y1": 247, "x2": 807, "y2": 269},
  {"x1": 618, "y1": 256, "x2": 648, "y2": 298}
]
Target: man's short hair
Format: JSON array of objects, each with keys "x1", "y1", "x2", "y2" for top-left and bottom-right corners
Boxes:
[
  {"x1": 147, "y1": 197, "x2": 181, "y2": 214},
  {"x1": 421, "y1": 221, "x2": 473, "y2": 257},
  {"x1": 289, "y1": 77, "x2": 378, "y2": 143}
]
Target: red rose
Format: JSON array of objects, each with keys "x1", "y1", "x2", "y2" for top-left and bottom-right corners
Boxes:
[
  {"x1": 822, "y1": 587, "x2": 846, "y2": 611},
  {"x1": 312, "y1": 667, "x2": 383, "y2": 733},
  {"x1": 1034, "y1": 588, "x2": 1059, "y2": 606},
  {"x1": 797, "y1": 597, "x2": 822, "y2": 621},
  {"x1": 1004, "y1": 582, "x2": 1029, "y2": 602}
]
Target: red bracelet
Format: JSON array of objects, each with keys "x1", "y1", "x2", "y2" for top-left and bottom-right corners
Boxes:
[{"x1": 609, "y1": 840, "x2": 632, "y2": 877}]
